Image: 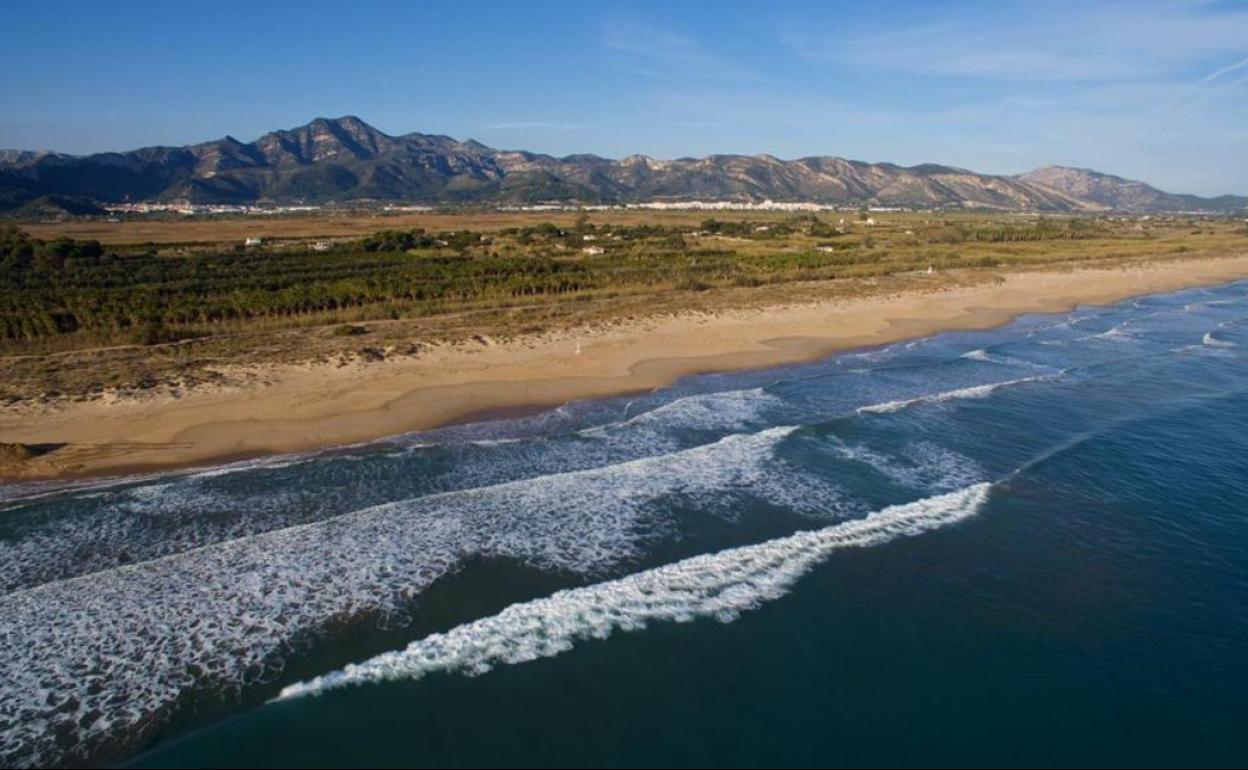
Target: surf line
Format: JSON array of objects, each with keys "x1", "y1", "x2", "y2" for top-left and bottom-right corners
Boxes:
[{"x1": 277, "y1": 482, "x2": 991, "y2": 701}]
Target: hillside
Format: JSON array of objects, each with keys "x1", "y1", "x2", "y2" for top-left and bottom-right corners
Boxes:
[
  {"x1": 1, "y1": 117, "x2": 1244, "y2": 213},
  {"x1": 1017, "y1": 166, "x2": 1247, "y2": 214}
]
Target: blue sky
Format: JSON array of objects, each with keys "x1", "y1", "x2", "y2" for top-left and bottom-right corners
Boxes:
[{"x1": 3, "y1": 0, "x2": 1247, "y2": 195}]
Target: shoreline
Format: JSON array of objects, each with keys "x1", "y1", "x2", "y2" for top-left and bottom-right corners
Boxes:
[{"x1": 3, "y1": 254, "x2": 1248, "y2": 484}]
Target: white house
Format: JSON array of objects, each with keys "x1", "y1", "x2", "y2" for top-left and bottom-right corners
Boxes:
[
  {"x1": 244, "y1": 236, "x2": 264, "y2": 247},
  {"x1": 583, "y1": 246, "x2": 606, "y2": 255}
]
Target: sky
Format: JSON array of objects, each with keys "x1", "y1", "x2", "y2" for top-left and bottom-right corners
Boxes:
[{"x1": 2, "y1": 0, "x2": 1247, "y2": 195}]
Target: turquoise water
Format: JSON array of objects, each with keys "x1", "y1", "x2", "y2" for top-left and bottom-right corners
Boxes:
[{"x1": 2, "y1": 281, "x2": 1248, "y2": 767}]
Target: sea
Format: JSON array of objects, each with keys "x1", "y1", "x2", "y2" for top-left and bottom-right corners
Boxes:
[{"x1": 1, "y1": 280, "x2": 1247, "y2": 768}]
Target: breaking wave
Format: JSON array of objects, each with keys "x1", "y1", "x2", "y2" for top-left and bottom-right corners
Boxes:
[
  {"x1": 0, "y1": 426, "x2": 827, "y2": 767},
  {"x1": 276, "y1": 483, "x2": 992, "y2": 701},
  {"x1": 0, "y1": 387, "x2": 784, "y2": 595},
  {"x1": 605, "y1": 387, "x2": 779, "y2": 432},
  {"x1": 1088, "y1": 324, "x2": 1136, "y2": 343},
  {"x1": 821, "y1": 439, "x2": 985, "y2": 492},
  {"x1": 856, "y1": 376, "x2": 1054, "y2": 415},
  {"x1": 1202, "y1": 331, "x2": 1236, "y2": 348},
  {"x1": 960, "y1": 348, "x2": 1051, "y2": 370},
  {"x1": 4, "y1": 278, "x2": 1246, "y2": 768}
]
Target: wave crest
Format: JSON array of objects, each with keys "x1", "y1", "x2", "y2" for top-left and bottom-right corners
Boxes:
[
  {"x1": 0, "y1": 426, "x2": 819, "y2": 767},
  {"x1": 1202, "y1": 331, "x2": 1236, "y2": 348},
  {"x1": 857, "y1": 376, "x2": 1053, "y2": 415},
  {"x1": 278, "y1": 483, "x2": 991, "y2": 701}
]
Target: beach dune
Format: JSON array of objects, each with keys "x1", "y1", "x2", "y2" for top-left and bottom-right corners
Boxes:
[{"x1": 3, "y1": 255, "x2": 1248, "y2": 482}]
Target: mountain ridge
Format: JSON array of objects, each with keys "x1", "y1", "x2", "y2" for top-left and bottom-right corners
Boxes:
[
  {"x1": 2, "y1": 116, "x2": 1244, "y2": 214},
  {"x1": 1016, "y1": 165, "x2": 1247, "y2": 214}
]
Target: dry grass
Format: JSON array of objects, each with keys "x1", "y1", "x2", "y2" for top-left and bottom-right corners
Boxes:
[
  {"x1": 3, "y1": 210, "x2": 1245, "y2": 404},
  {"x1": 20, "y1": 209, "x2": 786, "y2": 247}
]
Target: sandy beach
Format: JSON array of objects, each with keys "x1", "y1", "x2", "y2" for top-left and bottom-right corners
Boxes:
[{"x1": 3, "y1": 254, "x2": 1248, "y2": 483}]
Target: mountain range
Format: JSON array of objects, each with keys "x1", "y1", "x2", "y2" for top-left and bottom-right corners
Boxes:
[{"x1": 1, "y1": 116, "x2": 1244, "y2": 214}]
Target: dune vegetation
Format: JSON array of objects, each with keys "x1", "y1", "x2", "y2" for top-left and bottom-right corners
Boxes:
[{"x1": 1, "y1": 210, "x2": 1244, "y2": 404}]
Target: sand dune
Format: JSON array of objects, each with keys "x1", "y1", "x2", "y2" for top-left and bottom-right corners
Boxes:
[{"x1": 3, "y1": 255, "x2": 1248, "y2": 482}]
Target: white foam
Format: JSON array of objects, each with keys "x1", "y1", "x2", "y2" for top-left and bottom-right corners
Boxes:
[
  {"x1": 277, "y1": 483, "x2": 992, "y2": 701},
  {"x1": 960, "y1": 348, "x2": 1050, "y2": 370},
  {"x1": 1090, "y1": 324, "x2": 1135, "y2": 342},
  {"x1": 588, "y1": 387, "x2": 778, "y2": 434},
  {"x1": 824, "y1": 440, "x2": 984, "y2": 492},
  {"x1": 1184, "y1": 299, "x2": 1236, "y2": 311},
  {"x1": 1202, "y1": 331, "x2": 1237, "y2": 348},
  {"x1": 856, "y1": 376, "x2": 1053, "y2": 415},
  {"x1": 464, "y1": 437, "x2": 524, "y2": 447},
  {"x1": 0, "y1": 388, "x2": 790, "y2": 596},
  {"x1": 184, "y1": 454, "x2": 308, "y2": 481},
  {"x1": 0, "y1": 426, "x2": 819, "y2": 767}
]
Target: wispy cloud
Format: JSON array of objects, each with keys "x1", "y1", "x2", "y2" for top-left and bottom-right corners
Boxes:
[
  {"x1": 622, "y1": 71, "x2": 1247, "y2": 194},
  {"x1": 761, "y1": 0, "x2": 1248, "y2": 194},
  {"x1": 1160, "y1": 54, "x2": 1248, "y2": 112},
  {"x1": 600, "y1": 20, "x2": 756, "y2": 81},
  {"x1": 781, "y1": 1, "x2": 1248, "y2": 82}
]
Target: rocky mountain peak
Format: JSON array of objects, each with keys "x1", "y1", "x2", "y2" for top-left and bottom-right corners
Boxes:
[{"x1": 1, "y1": 119, "x2": 1244, "y2": 213}]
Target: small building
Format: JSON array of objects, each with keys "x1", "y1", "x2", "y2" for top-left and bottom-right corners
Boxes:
[
  {"x1": 244, "y1": 236, "x2": 264, "y2": 247},
  {"x1": 582, "y1": 246, "x2": 606, "y2": 255},
  {"x1": 310, "y1": 241, "x2": 331, "y2": 252},
  {"x1": 582, "y1": 234, "x2": 597, "y2": 241}
]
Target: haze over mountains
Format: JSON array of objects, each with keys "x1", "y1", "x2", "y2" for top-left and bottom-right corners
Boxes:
[{"x1": 1, "y1": 116, "x2": 1243, "y2": 214}]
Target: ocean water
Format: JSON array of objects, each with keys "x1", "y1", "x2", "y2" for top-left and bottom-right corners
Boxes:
[{"x1": 3, "y1": 281, "x2": 1248, "y2": 768}]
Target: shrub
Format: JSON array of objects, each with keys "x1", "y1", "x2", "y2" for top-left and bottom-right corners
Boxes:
[{"x1": 675, "y1": 278, "x2": 712, "y2": 292}]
